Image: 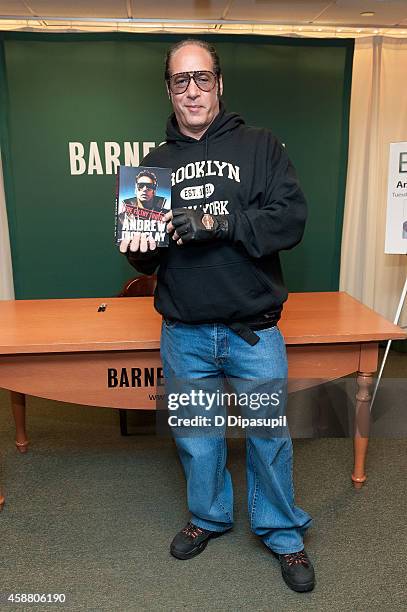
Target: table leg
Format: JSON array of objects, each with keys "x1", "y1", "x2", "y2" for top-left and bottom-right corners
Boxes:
[
  {"x1": 11, "y1": 391, "x2": 29, "y2": 453},
  {"x1": 0, "y1": 449, "x2": 4, "y2": 510},
  {"x1": 352, "y1": 372, "x2": 372, "y2": 489}
]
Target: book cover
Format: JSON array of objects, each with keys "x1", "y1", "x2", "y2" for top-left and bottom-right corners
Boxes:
[{"x1": 115, "y1": 165, "x2": 171, "y2": 247}]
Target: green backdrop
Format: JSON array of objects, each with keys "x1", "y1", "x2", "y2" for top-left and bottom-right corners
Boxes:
[{"x1": 0, "y1": 33, "x2": 353, "y2": 299}]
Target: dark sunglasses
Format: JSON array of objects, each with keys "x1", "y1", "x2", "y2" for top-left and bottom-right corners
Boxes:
[
  {"x1": 137, "y1": 182, "x2": 156, "y2": 191},
  {"x1": 168, "y1": 71, "x2": 217, "y2": 95}
]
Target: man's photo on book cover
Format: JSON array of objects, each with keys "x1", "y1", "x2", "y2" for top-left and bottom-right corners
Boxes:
[{"x1": 115, "y1": 166, "x2": 171, "y2": 247}]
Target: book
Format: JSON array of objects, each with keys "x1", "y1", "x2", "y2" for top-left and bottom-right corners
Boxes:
[{"x1": 115, "y1": 165, "x2": 171, "y2": 247}]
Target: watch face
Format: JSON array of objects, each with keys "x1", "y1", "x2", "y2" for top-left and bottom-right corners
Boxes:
[{"x1": 202, "y1": 213, "x2": 215, "y2": 230}]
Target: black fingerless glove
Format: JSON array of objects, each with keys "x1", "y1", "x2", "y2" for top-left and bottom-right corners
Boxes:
[
  {"x1": 126, "y1": 247, "x2": 158, "y2": 262},
  {"x1": 171, "y1": 209, "x2": 229, "y2": 244},
  {"x1": 125, "y1": 246, "x2": 160, "y2": 275}
]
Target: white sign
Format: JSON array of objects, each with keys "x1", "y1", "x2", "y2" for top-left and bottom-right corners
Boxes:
[{"x1": 385, "y1": 141, "x2": 407, "y2": 254}]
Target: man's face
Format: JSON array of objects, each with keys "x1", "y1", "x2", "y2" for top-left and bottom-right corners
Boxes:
[
  {"x1": 136, "y1": 175, "x2": 155, "y2": 206},
  {"x1": 167, "y1": 44, "x2": 223, "y2": 140}
]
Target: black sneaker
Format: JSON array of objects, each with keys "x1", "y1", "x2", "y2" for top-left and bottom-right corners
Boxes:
[
  {"x1": 273, "y1": 549, "x2": 315, "y2": 592},
  {"x1": 170, "y1": 522, "x2": 225, "y2": 560}
]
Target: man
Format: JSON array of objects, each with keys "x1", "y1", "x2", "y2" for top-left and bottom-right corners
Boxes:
[{"x1": 120, "y1": 39, "x2": 315, "y2": 593}]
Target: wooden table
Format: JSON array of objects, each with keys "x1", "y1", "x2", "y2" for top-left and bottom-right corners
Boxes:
[{"x1": 0, "y1": 291, "x2": 405, "y2": 510}]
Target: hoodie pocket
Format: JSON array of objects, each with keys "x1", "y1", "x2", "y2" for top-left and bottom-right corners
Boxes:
[
  {"x1": 251, "y1": 263, "x2": 276, "y2": 293},
  {"x1": 165, "y1": 260, "x2": 273, "y2": 321}
]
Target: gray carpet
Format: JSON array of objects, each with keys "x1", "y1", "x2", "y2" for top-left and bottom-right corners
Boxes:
[{"x1": 0, "y1": 350, "x2": 406, "y2": 612}]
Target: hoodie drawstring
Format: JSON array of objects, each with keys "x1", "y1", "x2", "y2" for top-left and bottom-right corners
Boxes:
[{"x1": 203, "y1": 132, "x2": 209, "y2": 210}]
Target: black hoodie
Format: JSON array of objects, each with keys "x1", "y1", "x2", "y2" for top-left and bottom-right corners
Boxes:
[{"x1": 127, "y1": 103, "x2": 307, "y2": 331}]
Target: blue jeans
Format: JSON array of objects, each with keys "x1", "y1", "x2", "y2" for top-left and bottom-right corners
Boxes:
[{"x1": 160, "y1": 321, "x2": 313, "y2": 554}]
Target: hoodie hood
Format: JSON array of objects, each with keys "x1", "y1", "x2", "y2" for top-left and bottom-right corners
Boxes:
[{"x1": 166, "y1": 101, "x2": 245, "y2": 146}]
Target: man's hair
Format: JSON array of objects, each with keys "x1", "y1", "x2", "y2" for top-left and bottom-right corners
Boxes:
[
  {"x1": 164, "y1": 39, "x2": 222, "y2": 82},
  {"x1": 136, "y1": 170, "x2": 157, "y2": 188}
]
